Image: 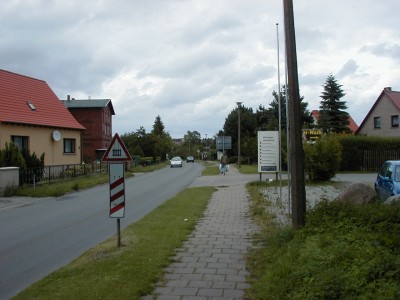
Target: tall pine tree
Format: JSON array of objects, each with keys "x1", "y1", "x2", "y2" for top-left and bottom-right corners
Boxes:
[{"x1": 319, "y1": 74, "x2": 350, "y2": 133}]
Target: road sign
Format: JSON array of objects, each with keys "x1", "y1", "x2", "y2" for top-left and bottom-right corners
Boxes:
[
  {"x1": 102, "y1": 133, "x2": 132, "y2": 162},
  {"x1": 109, "y1": 163, "x2": 125, "y2": 218},
  {"x1": 216, "y1": 136, "x2": 232, "y2": 150}
]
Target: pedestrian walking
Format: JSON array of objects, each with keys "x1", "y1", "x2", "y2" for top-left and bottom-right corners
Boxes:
[{"x1": 220, "y1": 152, "x2": 228, "y2": 175}]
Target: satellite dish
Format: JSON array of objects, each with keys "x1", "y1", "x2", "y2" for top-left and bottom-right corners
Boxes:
[{"x1": 52, "y1": 130, "x2": 61, "y2": 142}]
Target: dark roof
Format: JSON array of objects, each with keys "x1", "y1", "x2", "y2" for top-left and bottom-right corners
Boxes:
[
  {"x1": 356, "y1": 87, "x2": 400, "y2": 134},
  {"x1": 0, "y1": 69, "x2": 85, "y2": 130},
  {"x1": 62, "y1": 99, "x2": 115, "y2": 115}
]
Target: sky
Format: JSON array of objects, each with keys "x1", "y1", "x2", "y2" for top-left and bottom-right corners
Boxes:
[{"x1": 1, "y1": 0, "x2": 400, "y2": 138}]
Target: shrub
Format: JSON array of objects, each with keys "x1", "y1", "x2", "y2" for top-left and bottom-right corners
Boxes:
[
  {"x1": 0, "y1": 142, "x2": 26, "y2": 170},
  {"x1": 304, "y1": 134, "x2": 342, "y2": 181},
  {"x1": 247, "y1": 199, "x2": 400, "y2": 299},
  {"x1": 20, "y1": 149, "x2": 45, "y2": 183}
]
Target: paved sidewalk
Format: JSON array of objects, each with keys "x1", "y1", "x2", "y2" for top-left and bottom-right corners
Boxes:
[{"x1": 142, "y1": 181, "x2": 260, "y2": 300}]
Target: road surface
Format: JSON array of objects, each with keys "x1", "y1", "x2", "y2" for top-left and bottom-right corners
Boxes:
[{"x1": 0, "y1": 162, "x2": 203, "y2": 299}]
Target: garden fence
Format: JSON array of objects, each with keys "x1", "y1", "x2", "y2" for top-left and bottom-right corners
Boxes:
[
  {"x1": 363, "y1": 150, "x2": 400, "y2": 172},
  {"x1": 20, "y1": 162, "x2": 109, "y2": 185}
]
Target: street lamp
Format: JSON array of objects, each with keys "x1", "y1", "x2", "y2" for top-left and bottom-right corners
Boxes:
[
  {"x1": 236, "y1": 101, "x2": 242, "y2": 168},
  {"x1": 205, "y1": 134, "x2": 208, "y2": 160}
]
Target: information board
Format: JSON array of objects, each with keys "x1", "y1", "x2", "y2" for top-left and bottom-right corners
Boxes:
[{"x1": 258, "y1": 131, "x2": 279, "y2": 173}]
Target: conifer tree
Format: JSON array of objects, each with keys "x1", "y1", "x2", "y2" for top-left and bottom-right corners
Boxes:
[{"x1": 319, "y1": 74, "x2": 350, "y2": 133}]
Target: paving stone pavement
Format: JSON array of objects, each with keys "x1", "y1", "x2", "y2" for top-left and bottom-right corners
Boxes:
[{"x1": 142, "y1": 183, "x2": 260, "y2": 300}]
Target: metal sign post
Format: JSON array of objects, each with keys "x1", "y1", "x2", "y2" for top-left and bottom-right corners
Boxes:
[{"x1": 102, "y1": 133, "x2": 132, "y2": 247}]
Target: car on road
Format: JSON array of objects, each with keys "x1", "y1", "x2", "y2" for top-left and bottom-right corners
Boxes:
[
  {"x1": 375, "y1": 160, "x2": 400, "y2": 200},
  {"x1": 186, "y1": 155, "x2": 195, "y2": 163},
  {"x1": 170, "y1": 156, "x2": 183, "y2": 168}
]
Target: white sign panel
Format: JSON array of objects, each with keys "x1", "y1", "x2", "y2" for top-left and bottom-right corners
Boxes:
[{"x1": 258, "y1": 131, "x2": 279, "y2": 173}]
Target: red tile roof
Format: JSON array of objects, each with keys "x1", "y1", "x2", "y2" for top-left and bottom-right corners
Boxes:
[
  {"x1": 385, "y1": 89, "x2": 400, "y2": 110},
  {"x1": 0, "y1": 69, "x2": 84, "y2": 130},
  {"x1": 310, "y1": 109, "x2": 358, "y2": 133}
]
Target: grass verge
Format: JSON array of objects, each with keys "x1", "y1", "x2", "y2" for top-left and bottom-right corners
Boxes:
[
  {"x1": 13, "y1": 186, "x2": 215, "y2": 300},
  {"x1": 245, "y1": 180, "x2": 400, "y2": 299},
  {"x1": 237, "y1": 164, "x2": 258, "y2": 174},
  {"x1": 201, "y1": 161, "x2": 220, "y2": 176}
]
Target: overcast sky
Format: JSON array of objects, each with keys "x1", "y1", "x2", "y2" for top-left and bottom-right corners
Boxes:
[{"x1": 2, "y1": 0, "x2": 399, "y2": 138}]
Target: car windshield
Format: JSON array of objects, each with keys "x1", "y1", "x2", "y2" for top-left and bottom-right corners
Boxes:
[{"x1": 172, "y1": 157, "x2": 181, "y2": 161}]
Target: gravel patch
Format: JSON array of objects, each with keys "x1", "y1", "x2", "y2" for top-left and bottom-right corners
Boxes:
[{"x1": 261, "y1": 184, "x2": 342, "y2": 226}]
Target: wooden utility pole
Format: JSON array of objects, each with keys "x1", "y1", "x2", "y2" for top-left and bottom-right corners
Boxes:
[{"x1": 283, "y1": 0, "x2": 306, "y2": 228}]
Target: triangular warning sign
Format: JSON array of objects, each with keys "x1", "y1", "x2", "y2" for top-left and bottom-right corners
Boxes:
[{"x1": 102, "y1": 133, "x2": 132, "y2": 162}]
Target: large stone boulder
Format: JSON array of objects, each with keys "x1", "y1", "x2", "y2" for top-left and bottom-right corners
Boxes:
[
  {"x1": 384, "y1": 194, "x2": 400, "y2": 205},
  {"x1": 334, "y1": 182, "x2": 377, "y2": 205}
]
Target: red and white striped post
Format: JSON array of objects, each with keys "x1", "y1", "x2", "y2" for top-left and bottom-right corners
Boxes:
[{"x1": 102, "y1": 133, "x2": 132, "y2": 247}]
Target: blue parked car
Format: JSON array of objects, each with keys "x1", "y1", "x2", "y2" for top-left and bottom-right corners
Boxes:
[{"x1": 375, "y1": 160, "x2": 400, "y2": 200}]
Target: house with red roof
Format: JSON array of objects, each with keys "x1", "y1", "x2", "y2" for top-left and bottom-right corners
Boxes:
[
  {"x1": 310, "y1": 110, "x2": 359, "y2": 133},
  {"x1": 356, "y1": 87, "x2": 400, "y2": 137},
  {"x1": 62, "y1": 97, "x2": 115, "y2": 163},
  {"x1": 0, "y1": 69, "x2": 85, "y2": 166}
]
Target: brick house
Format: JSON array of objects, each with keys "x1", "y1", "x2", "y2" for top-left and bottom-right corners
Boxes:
[
  {"x1": 62, "y1": 97, "x2": 115, "y2": 163},
  {"x1": 356, "y1": 87, "x2": 400, "y2": 137},
  {"x1": 0, "y1": 69, "x2": 85, "y2": 166}
]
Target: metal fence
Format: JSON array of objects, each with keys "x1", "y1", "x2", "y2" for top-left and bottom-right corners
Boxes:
[
  {"x1": 363, "y1": 150, "x2": 400, "y2": 172},
  {"x1": 20, "y1": 162, "x2": 109, "y2": 185}
]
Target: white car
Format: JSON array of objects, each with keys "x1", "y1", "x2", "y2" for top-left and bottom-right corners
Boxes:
[{"x1": 170, "y1": 156, "x2": 183, "y2": 168}]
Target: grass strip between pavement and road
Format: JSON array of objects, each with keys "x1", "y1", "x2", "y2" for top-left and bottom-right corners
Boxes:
[{"x1": 13, "y1": 186, "x2": 215, "y2": 300}]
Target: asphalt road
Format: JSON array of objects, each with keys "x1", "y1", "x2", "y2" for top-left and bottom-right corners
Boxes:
[{"x1": 0, "y1": 162, "x2": 204, "y2": 300}]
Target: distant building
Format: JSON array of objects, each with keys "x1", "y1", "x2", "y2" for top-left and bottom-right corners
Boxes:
[
  {"x1": 62, "y1": 97, "x2": 115, "y2": 163},
  {"x1": 356, "y1": 87, "x2": 400, "y2": 137},
  {"x1": 0, "y1": 69, "x2": 85, "y2": 166},
  {"x1": 310, "y1": 110, "x2": 359, "y2": 133}
]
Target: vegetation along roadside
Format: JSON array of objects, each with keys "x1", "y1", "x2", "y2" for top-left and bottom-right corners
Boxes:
[
  {"x1": 245, "y1": 180, "x2": 400, "y2": 299},
  {"x1": 11, "y1": 162, "x2": 168, "y2": 198}
]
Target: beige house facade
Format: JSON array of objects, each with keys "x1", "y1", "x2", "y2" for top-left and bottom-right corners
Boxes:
[
  {"x1": 0, "y1": 124, "x2": 82, "y2": 166},
  {"x1": 356, "y1": 87, "x2": 400, "y2": 137}
]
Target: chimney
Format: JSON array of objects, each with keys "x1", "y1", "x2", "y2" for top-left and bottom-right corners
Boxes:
[
  {"x1": 384, "y1": 87, "x2": 392, "y2": 92},
  {"x1": 67, "y1": 95, "x2": 71, "y2": 101}
]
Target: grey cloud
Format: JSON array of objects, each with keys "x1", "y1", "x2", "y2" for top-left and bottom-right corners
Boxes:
[
  {"x1": 360, "y1": 43, "x2": 400, "y2": 61},
  {"x1": 225, "y1": 64, "x2": 275, "y2": 86},
  {"x1": 299, "y1": 73, "x2": 325, "y2": 87},
  {"x1": 179, "y1": 13, "x2": 243, "y2": 46},
  {"x1": 337, "y1": 59, "x2": 359, "y2": 79},
  {"x1": 154, "y1": 77, "x2": 220, "y2": 108},
  {"x1": 145, "y1": 46, "x2": 236, "y2": 79}
]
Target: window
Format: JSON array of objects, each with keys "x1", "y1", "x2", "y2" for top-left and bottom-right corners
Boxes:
[
  {"x1": 391, "y1": 115, "x2": 399, "y2": 128},
  {"x1": 63, "y1": 139, "x2": 76, "y2": 154},
  {"x1": 379, "y1": 162, "x2": 390, "y2": 177},
  {"x1": 26, "y1": 100, "x2": 36, "y2": 111},
  {"x1": 11, "y1": 136, "x2": 29, "y2": 150},
  {"x1": 374, "y1": 117, "x2": 381, "y2": 129},
  {"x1": 395, "y1": 166, "x2": 400, "y2": 182}
]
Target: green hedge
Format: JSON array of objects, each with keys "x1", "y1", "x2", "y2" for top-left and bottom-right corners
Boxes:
[
  {"x1": 140, "y1": 156, "x2": 161, "y2": 166},
  {"x1": 338, "y1": 136, "x2": 400, "y2": 171}
]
